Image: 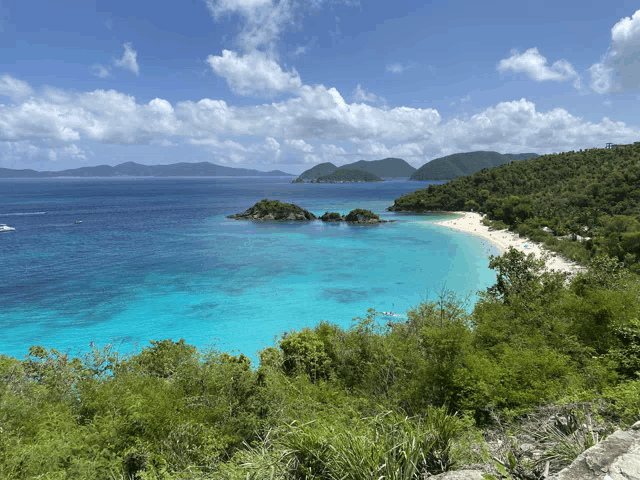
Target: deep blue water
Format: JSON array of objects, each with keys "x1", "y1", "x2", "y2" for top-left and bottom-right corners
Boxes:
[{"x1": 0, "y1": 177, "x2": 499, "y2": 362}]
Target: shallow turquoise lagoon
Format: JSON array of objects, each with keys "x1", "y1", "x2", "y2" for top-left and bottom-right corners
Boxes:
[{"x1": 0, "y1": 177, "x2": 499, "y2": 362}]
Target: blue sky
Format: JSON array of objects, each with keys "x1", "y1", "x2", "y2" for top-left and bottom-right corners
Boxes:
[{"x1": 1, "y1": 0, "x2": 639, "y2": 174}]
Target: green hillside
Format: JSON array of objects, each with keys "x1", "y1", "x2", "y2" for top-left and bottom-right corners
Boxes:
[
  {"x1": 297, "y1": 162, "x2": 337, "y2": 180},
  {"x1": 392, "y1": 144, "x2": 640, "y2": 270},
  {"x1": 410, "y1": 151, "x2": 539, "y2": 180},
  {"x1": 312, "y1": 169, "x2": 383, "y2": 183},
  {"x1": 338, "y1": 157, "x2": 416, "y2": 177}
]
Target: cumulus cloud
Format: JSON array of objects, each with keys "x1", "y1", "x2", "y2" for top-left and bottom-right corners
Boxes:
[
  {"x1": 58, "y1": 143, "x2": 87, "y2": 160},
  {"x1": 0, "y1": 75, "x2": 33, "y2": 101},
  {"x1": 498, "y1": 48, "x2": 580, "y2": 87},
  {"x1": 589, "y1": 9, "x2": 640, "y2": 93},
  {"x1": 114, "y1": 43, "x2": 140, "y2": 76},
  {"x1": 1, "y1": 75, "x2": 639, "y2": 167},
  {"x1": 207, "y1": 50, "x2": 302, "y2": 96},
  {"x1": 353, "y1": 84, "x2": 385, "y2": 105},
  {"x1": 285, "y1": 138, "x2": 313, "y2": 152},
  {"x1": 89, "y1": 64, "x2": 110, "y2": 78}
]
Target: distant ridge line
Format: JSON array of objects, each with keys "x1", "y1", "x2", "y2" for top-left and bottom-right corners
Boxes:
[{"x1": 0, "y1": 161, "x2": 295, "y2": 178}]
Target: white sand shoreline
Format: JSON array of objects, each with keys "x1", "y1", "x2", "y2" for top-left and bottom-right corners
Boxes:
[{"x1": 434, "y1": 212, "x2": 587, "y2": 276}]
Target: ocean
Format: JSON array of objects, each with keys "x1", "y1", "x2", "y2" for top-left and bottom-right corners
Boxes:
[{"x1": 0, "y1": 177, "x2": 499, "y2": 362}]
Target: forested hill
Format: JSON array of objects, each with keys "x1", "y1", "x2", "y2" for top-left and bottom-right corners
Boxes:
[
  {"x1": 410, "y1": 151, "x2": 539, "y2": 180},
  {"x1": 338, "y1": 157, "x2": 416, "y2": 177},
  {"x1": 312, "y1": 169, "x2": 383, "y2": 183},
  {"x1": 391, "y1": 144, "x2": 640, "y2": 270},
  {"x1": 297, "y1": 162, "x2": 338, "y2": 180},
  {"x1": 296, "y1": 158, "x2": 415, "y2": 181}
]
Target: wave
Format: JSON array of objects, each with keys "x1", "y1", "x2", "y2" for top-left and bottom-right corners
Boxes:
[{"x1": 0, "y1": 212, "x2": 47, "y2": 216}]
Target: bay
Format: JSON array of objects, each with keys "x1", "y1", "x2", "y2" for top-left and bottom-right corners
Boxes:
[{"x1": 0, "y1": 177, "x2": 499, "y2": 361}]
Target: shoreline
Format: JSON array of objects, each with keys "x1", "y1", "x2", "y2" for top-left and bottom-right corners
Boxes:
[{"x1": 434, "y1": 211, "x2": 587, "y2": 276}]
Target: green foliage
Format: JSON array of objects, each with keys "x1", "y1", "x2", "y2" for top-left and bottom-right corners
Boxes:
[
  {"x1": 344, "y1": 208, "x2": 382, "y2": 222},
  {"x1": 410, "y1": 151, "x2": 539, "y2": 181},
  {"x1": 234, "y1": 199, "x2": 317, "y2": 220},
  {"x1": 337, "y1": 157, "x2": 416, "y2": 178},
  {"x1": 391, "y1": 144, "x2": 640, "y2": 268},
  {"x1": 4, "y1": 244, "x2": 640, "y2": 477}
]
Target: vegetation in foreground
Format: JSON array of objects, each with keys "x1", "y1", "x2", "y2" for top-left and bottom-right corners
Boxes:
[{"x1": 2, "y1": 249, "x2": 640, "y2": 479}]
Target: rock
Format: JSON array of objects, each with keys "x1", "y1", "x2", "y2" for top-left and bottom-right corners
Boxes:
[
  {"x1": 428, "y1": 470, "x2": 485, "y2": 480},
  {"x1": 227, "y1": 199, "x2": 317, "y2": 221},
  {"x1": 291, "y1": 177, "x2": 304, "y2": 183},
  {"x1": 344, "y1": 208, "x2": 389, "y2": 224},
  {"x1": 546, "y1": 421, "x2": 640, "y2": 480},
  {"x1": 320, "y1": 211, "x2": 344, "y2": 222}
]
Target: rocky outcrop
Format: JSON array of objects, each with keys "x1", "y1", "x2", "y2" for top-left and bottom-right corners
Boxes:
[
  {"x1": 546, "y1": 421, "x2": 640, "y2": 480},
  {"x1": 227, "y1": 199, "x2": 317, "y2": 221},
  {"x1": 320, "y1": 212, "x2": 344, "y2": 222},
  {"x1": 344, "y1": 209, "x2": 390, "y2": 224},
  {"x1": 427, "y1": 471, "x2": 484, "y2": 480}
]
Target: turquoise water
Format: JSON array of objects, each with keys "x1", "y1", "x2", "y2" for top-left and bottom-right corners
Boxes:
[{"x1": 0, "y1": 178, "x2": 499, "y2": 362}]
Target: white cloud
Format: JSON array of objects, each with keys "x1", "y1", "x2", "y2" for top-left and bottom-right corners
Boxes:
[
  {"x1": 353, "y1": 84, "x2": 384, "y2": 104},
  {"x1": 589, "y1": 62, "x2": 614, "y2": 94},
  {"x1": 205, "y1": 0, "x2": 305, "y2": 53},
  {"x1": 498, "y1": 48, "x2": 579, "y2": 86},
  {"x1": 89, "y1": 64, "x2": 110, "y2": 78},
  {"x1": 59, "y1": 143, "x2": 87, "y2": 160},
  {"x1": 207, "y1": 50, "x2": 302, "y2": 95},
  {"x1": 460, "y1": 94, "x2": 471, "y2": 103},
  {"x1": 114, "y1": 43, "x2": 140, "y2": 76},
  {"x1": 1, "y1": 75, "x2": 639, "y2": 167},
  {"x1": 293, "y1": 45, "x2": 307, "y2": 56},
  {"x1": 285, "y1": 138, "x2": 313, "y2": 152},
  {"x1": 589, "y1": 9, "x2": 640, "y2": 93},
  {"x1": 0, "y1": 75, "x2": 33, "y2": 101},
  {"x1": 386, "y1": 62, "x2": 413, "y2": 74}
]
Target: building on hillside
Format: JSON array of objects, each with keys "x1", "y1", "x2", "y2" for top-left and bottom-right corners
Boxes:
[{"x1": 606, "y1": 143, "x2": 634, "y2": 149}]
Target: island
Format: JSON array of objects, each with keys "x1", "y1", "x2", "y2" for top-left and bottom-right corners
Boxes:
[
  {"x1": 293, "y1": 157, "x2": 416, "y2": 182},
  {"x1": 0, "y1": 161, "x2": 295, "y2": 178},
  {"x1": 227, "y1": 199, "x2": 317, "y2": 221},
  {"x1": 310, "y1": 169, "x2": 383, "y2": 183},
  {"x1": 320, "y1": 209, "x2": 390, "y2": 224},
  {"x1": 319, "y1": 211, "x2": 344, "y2": 222}
]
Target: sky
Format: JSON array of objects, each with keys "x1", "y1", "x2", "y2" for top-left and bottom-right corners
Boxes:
[{"x1": 0, "y1": 0, "x2": 639, "y2": 174}]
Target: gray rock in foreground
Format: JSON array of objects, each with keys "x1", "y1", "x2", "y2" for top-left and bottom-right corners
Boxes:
[
  {"x1": 547, "y1": 421, "x2": 640, "y2": 480},
  {"x1": 428, "y1": 470, "x2": 485, "y2": 480}
]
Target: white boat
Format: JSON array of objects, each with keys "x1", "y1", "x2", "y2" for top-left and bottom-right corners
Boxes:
[
  {"x1": 0, "y1": 224, "x2": 16, "y2": 232},
  {"x1": 75, "y1": 220, "x2": 83, "y2": 224}
]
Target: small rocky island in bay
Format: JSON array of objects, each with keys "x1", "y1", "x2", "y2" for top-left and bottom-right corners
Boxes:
[
  {"x1": 320, "y1": 209, "x2": 391, "y2": 224},
  {"x1": 227, "y1": 199, "x2": 317, "y2": 221},
  {"x1": 229, "y1": 201, "x2": 392, "y2": 224}
]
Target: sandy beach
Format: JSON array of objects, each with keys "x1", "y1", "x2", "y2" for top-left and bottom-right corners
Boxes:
[{"x1": 434, "y1": 212, "x2": 587, "y2": 276}]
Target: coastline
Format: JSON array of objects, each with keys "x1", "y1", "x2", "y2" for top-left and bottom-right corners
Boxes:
[{"x1": 434, "y1": 211, "x2": 587, "y2": 276}]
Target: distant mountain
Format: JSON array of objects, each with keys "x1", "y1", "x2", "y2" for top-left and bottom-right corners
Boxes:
[
  {"x1": 295, "y1": 158, "x2": 415, "y2": 182},
  {"x1": 338, "y1": 158, "x2": 416, "y2": 178},
  {"x1": 410, "y1": 151, "x2": 539, "y2": 181},
  {"x1": 297, "y1": 162, "x2": 338, "y2": 181},
  {"x1": 311, "y1": 169, "x2": 383, "y2": 183},
  {"x1": 0, "y1": 162, "x2": 295, "y2": 178}
]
